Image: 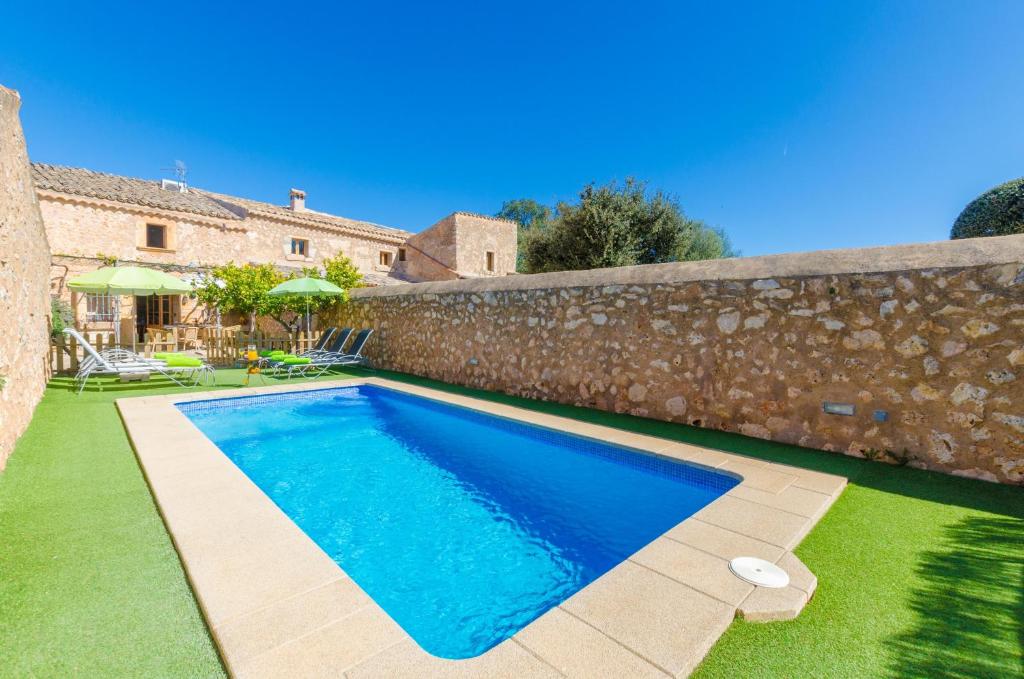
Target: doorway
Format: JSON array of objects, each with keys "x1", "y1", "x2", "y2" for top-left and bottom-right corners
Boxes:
[{"x1": 135, "y1": 295, "x2": 180, "y2": 340}]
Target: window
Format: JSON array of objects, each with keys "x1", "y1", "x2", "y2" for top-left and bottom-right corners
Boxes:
[
  {"x1": 145, "y1": 223, "x2": 167, "y2": 249},
  {"x1": 398, "y1": 248, "x2": 407, "y2": 262},
  {"x1": 85, "y1": 293, "x2": 115, "y2": 322},
  {"x1": 379, "y1": 251, "x2": 393, "y2": 267},
  {"x1": 291, "y1": 238, "x2": 309, "y2": 257},
  {"x1": 486, "y1": 251, "x2": 495, "y2": 272}
]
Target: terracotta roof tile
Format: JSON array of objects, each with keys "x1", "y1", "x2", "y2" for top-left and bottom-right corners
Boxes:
[
  {"x1": 452, "y1": 210, "x2": 518, "y2": 225},
  {"x1": 31, "y1": 163, "x2": 240, "y2": 220},
  {"x1": 31, "y1": 163, "x2": 413, "y2": 242},
  {"x1": 196, "y1": 189, "x2": 412, "y2": 242}
]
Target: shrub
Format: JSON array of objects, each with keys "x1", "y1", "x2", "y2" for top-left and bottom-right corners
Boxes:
[
  {"x1": 50, "y1": 297, "x2": 73, "y2": 339},
  {"x1": 950, "y1": 177, "x2": 1024, "y2": 239}
]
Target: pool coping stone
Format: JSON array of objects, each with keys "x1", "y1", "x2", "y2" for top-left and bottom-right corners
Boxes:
[{"x1": 116, "y1": 377, "x2": 847, "y2": 678}]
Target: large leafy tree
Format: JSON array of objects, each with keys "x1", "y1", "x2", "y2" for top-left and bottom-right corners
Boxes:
[
  {"x1": 951, "y1": 177, "x2": 1024, "y2": 239},
  {"x1": 194, "y1": 263, "x2": 287, "y2": 333},
  {"x1": 520, "y1": 179, "x2": 734, "y2": 273},
  {"x1": 676, "y1": 222, "x2": 738, "y2": 261},
  {"x1": 496, "y1": 198, "x2": 552, "y2": 231},
  {"x1": 193, "y1": 256, "x2": 363, "y2": 333},
  {"x1": 496, "y1": 198, "x2": 553, "y2": 270}
]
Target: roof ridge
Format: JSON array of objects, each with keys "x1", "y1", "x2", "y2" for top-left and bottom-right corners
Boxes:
[
  {"x1": 30, "y1": 163, "x2": 410, "y2": 239},
  {"x1": 30, "y1": 165, "x2": 516, "y2": 229},
  {"x1": 31, "y1": 162, "x2": 239, "y2": 220},
  {"x1": 452, "y1": 210, "x2": 518, "y2": 225},
  {"x1": 194, "y1": 188, "x2": 412, "y2": 237},
  {"x1": 32, "y1": 162, "x2": 159, "y2": 183}
]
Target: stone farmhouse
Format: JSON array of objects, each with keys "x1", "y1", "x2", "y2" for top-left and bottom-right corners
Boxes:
[{"x1": 33, "y1": 163, "x2": 516, "y2": 338}]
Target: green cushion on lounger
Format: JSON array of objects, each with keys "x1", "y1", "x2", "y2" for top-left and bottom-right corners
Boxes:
[
  {"x1": 164, "y1": 355, "x2": 203, "y2": 367},
  {"x1": 258, "y1": 350, "x2": 276, "y2": 357},
  {"x1": 154, "y1": 352, "x2": 191, "y2": 360},
  {"x1": 282, "y1": 356, "x2": 311, "y2": 365}
]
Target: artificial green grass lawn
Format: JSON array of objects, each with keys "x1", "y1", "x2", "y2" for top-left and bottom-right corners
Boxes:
[
  {"x1": 1, "y1": 369, "x2": 1021, "y2": 677},
  {"x1": 0, "y1": 369, "x2": 354, "y2": 678}
]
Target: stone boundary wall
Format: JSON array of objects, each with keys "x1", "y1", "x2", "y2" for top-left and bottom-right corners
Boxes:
[
  {"x1": 334, "y1": 234, "x2": 1024, "y2": 484},
  {"x1": 0, "y1": 85, "x2": 52, "y2": 469}
]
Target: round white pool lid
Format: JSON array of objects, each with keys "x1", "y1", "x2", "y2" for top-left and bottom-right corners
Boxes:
[{"x1": 729, "y1": 556, "x2": 790, "y2": 588}]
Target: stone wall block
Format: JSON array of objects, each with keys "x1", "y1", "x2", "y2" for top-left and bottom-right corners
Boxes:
[{"x1": 332, "y1": 236, "x2": 1024, "y2": 484}]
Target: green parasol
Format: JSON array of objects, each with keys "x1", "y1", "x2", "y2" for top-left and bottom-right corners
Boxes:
[
  {"x1": 68, "y1": 266, "x2": 192, "y2": 349},
  {"x1": 68, "y1": 266, "x2": 192, "y2": 295},
  {"x1": 267, "y1": 276, "x2": 345, "y2": 334}
]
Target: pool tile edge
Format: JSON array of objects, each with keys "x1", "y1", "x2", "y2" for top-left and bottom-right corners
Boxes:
[{"x1": 116, "y1": 377, "x2": 846, "y2": 679}]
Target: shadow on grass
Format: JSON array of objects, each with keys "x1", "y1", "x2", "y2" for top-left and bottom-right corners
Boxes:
[
  {"x1": 44, "y1": 367, "x2": 363, "y2": 400},
  {"x1": 355, "y1": 369, "x2": 1024, "y2": 517},
  {"x1": 46, "y1": 376, "x2": 213, "y2": 394},
  {"x1": 889, "y1": 515, "x2": 1024, "y2": 678}
]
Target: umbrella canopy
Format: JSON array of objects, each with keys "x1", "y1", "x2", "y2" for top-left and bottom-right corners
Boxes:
[
  {"x1": 267, "y1": 277, "x2": 345, "y2": 334},
  {"x1": 68, "y1": 266, "x2": 192, "y2": 295},
  {"x1": 67, "y1": 266, "x2": 191, "y2": 350},
  {"x1": 267, "y1": 277, "x2": 345, "y2": 297}
]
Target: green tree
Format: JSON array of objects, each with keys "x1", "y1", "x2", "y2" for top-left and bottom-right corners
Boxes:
[
  {"x1": 193, "y1": 263, "x2": 287, "y2": 333},
  {"x1": 496, "y1": 198, "x2": 553, "y2": 271},
  {"x1": 522, "y1": 178, "x2": 731, "y2": 273},
  {"x1": 321, "y1": 253, "x2": 364, "y2": 291},
  {"x1": 676, "y1": 222, "x2": 739, "y2": 261},
  {"x1": 299, "y1": 254, "x2": 365, "y2": 319},
  {"x1": 496, "y1": 198, "x2": 552, "y2": 231},
  {"x1": 194, "y1": 257, "x2": 365, "y2": 334},
  {"x1": 195, "y1": 257, "x2": 364, "y2": 334},
  {"x1": 951, "y1": 177, "x2": 1024, "y2": 239}
]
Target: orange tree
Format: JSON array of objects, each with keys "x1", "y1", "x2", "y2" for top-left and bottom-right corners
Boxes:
[{"x1": 193, "y1": 256, "x2": 363, "y2": 333}]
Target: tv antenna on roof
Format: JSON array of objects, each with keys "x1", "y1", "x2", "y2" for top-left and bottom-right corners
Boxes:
[{"x1": 160, "y1": 160, "x2": 188, "y2": 192}]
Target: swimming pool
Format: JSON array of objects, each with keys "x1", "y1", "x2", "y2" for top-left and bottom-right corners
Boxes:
[{"x1": 178, "y1": 385, "x2": 739, "y2": 659}]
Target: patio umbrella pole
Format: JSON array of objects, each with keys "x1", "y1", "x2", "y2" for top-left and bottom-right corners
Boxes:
[
  {"x1": 266, "y1": 276, "x2": 344, "y2": 352},
  {"x1": 67, "y1": 265, "x2": 192, "y2": 358},
  {"x1": 132, "y1": 296, "x2": 137, "y2": 354}
]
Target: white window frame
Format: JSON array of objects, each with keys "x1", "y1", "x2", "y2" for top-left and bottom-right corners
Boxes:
[{"x1": 85, "y1": 293, "x2": 116, "y2": 322}]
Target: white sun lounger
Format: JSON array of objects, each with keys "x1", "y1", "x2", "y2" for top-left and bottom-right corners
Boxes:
[{"x1": 64, "y1": 328, "x2": 214, "y2": 394}]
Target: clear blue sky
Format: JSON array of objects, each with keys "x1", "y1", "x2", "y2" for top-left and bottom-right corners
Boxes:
[{"x1": 2, "y1": 1, "x2": 1022, "y2": 256}]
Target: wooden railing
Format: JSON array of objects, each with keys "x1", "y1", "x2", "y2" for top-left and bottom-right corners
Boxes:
[{"x1": 49, "y1": 328, "x2": 326, "y2": 373}]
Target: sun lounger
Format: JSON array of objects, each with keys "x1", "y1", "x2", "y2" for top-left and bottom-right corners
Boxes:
[
  {"x1": 65, "y1": 328, "x2": 215, "y2": 394},
  {"x1": 288, "y1": 329, "x2": 374, "y2": 378},
  {"x1": 256, "y1": 328, "x2": 342, "y2": 367},
  {"x1": 300, "y1": 327, "x2": 340, "y2": 356},
  {"x1": 266, "y1": 330, "x2": 352, "y2": 377}
]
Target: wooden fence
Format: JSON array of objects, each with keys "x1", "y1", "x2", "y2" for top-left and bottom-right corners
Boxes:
[{"x1": 49, "y1": 328, "x2": 326, "y2": 373}]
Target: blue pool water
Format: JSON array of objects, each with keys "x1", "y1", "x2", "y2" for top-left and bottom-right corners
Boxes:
[{"x1": 178, "y1": 385, "x2": 738, "y2": 659}]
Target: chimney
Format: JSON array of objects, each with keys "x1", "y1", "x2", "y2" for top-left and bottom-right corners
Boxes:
[{"x1": 290, "y1": 188, "x2": 306, "y2": 212}]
